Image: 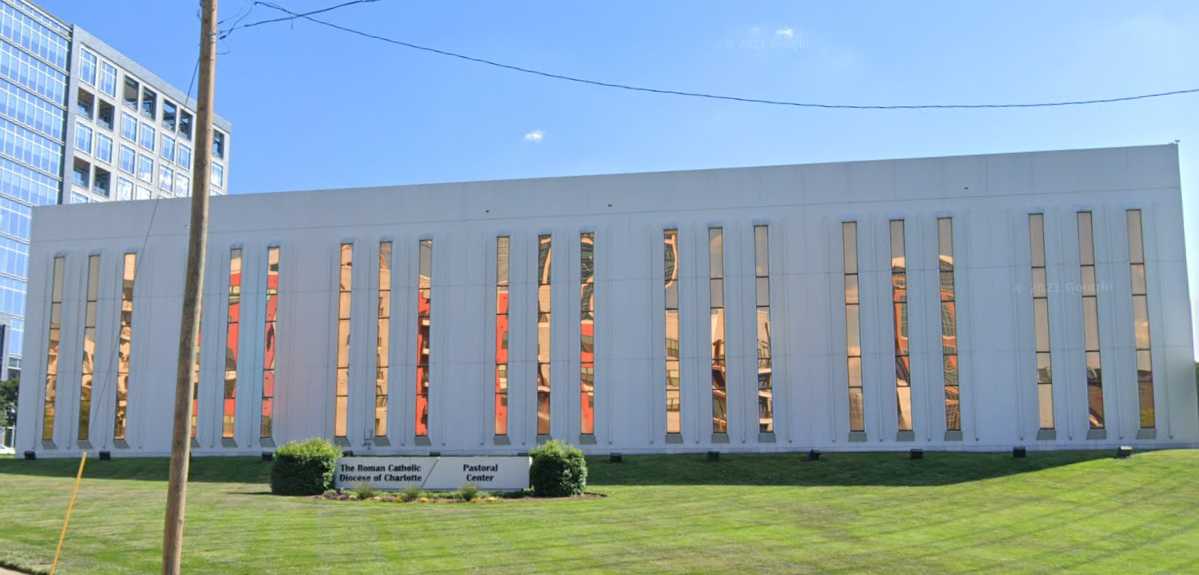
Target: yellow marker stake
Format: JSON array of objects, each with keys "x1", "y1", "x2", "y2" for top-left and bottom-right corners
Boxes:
[{"x1": 50, "y1": 451, "x2": 87, "y2": 575}]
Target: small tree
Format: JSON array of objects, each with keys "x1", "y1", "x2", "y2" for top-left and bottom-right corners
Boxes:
[
  {"x1": 0, "y1": 377, "x2": 18, "y2": 428},
  {"x1": 529, "y1": 440, "x2": 587, "y2": 497}
]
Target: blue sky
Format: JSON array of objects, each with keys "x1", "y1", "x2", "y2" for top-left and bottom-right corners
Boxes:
[{"x1": 40, "y1": 0, "x2": 1199, "y2": 353}]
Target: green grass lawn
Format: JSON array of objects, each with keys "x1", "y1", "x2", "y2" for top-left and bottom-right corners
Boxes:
[{"x1": 1, "y1": 449, "x2": 1197, "y2": 574}]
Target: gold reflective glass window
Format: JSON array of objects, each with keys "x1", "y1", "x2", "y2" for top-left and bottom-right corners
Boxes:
[
  {"x1": 261, "y1": 247, "x2": 280, "y2": 438},
  {"x1": 938, "y1": 218, "x2": 960, "y2": 431},
  {"x1": 415, "y1": 239, "x2": 432, "y2": 437},
  {"x1": 77, "y1": 255, "x2": 101, "y2": 442},
  {"x1": 890, "y1": 220, "x2": 912, "y2": 432},
  {"x1": 1126, "y1": 209, "x2": 1153, "y2": 429},
  {"x1": 842, "y1": 222, "x2": 863, "y2": 433},
  {"x1": 192, "y1": 306, "x2": 204, "y2": 440},
  {"x1": 373, "y1": 242, "x2": 390, "y2": 438},
  {"x1": 890, "y1": 220, "x2": 906, "y2": 271},
  {"x1": 1077, "y1": 212, "x2": 1095, "y2": 266},
  {"x1": 663, "y1": 229, "x2": 681, "y2": 435},
  {"x1": 843, "y1": 275, "x2": 859, "y2": 305},
  {"x1": 1037, "y1": 383, "x2": 1054, "y2": 429},
  {"x1": 1029, "y1": 214, "x2": 1046, "y2": 268},
  {"x1": 536, "y1": 234, "x2": 552, "y2": 436},
  {"x1": 1029, "y1": 214, "x2": 1054, "y2": 430},
  {"x1": 42, "y1": 256, "x2": 66, "y2": 441},
  {"x1": 1032, "y1": 268, "x2": 1048, "y2": 299},
  {"x1": 1078, "y1": 211, "x2": 1104, "y2": 430},
  {"x1": 494, "y1": 236, "x2": 510, "y2": 437},
  {"x1": 580, "y1": 232, "x2": 595, "y2": 436},
  {"x1": 754, "y1": 225, "x2": 773, "y2": 432},
  {"x1": 1132, "y1": 296, "x2": 1150, "y2": 349},
  {"x1": 334, "y1": 244, "x2": 351, "y2": 439},
  {"x1": 842, "y1": 222, "x2": 857, "y2": 273},
  {"x1": 708, "y1": 227, "x2": 727, "y2": 434},
  {"x1": 1082, "y1": 299, "x2": 1100, "y2": 351},
  {"x1": 222, "y1": 248, "x2": 243, "y2": 440},
  {"x1": 1033, "y1": 300, "x2": 1051, "y2": 352},
  {"x1": 114, "y1": 253, "x2": 137, "y2": 440}
]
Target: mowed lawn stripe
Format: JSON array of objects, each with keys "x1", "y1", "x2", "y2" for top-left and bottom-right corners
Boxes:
[{"x1": 0, "y1": 450, "x2": 1196, "y2": 574}]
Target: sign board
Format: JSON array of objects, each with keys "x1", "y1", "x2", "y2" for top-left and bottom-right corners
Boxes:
[{"x1": 334, "y1": 456, "x2": 531, "y2": 491}]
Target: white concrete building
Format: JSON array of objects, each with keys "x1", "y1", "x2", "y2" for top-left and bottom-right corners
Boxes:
[{"x1": 15, "y1": 144, "x2": 1198, "y2": 457}]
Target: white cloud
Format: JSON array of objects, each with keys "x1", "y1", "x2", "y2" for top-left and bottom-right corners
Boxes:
[
  {"x1": 775, "y1": 27, "x2": 794, "y2": 39},
  {"x1": 523, "y1": 130, "x2": 544, "y2": 143}
]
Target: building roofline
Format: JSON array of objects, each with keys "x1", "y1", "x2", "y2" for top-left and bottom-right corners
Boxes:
[
  {"x1": 71, "y1": 25, "x2": 233, "y2": 132},
  {"x1": 222, "y1": 142, "x2": 1178, "y2": 199},
  {"x1": 3, "y1": 0, "x2": 69, "y2": 37}
]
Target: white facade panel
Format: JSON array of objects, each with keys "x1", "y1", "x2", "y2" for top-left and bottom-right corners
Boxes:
[{"x1": 15, "y1": 144, "x2": 1198, "y2": 456}]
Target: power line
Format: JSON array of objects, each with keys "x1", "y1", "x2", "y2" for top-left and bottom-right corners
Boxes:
[
  {"x1": 219, "y1": 0, "x2": 378, "y2": 40},
  {"x1": 249, "y1": 0, "x2": 1199, "y2": 111}
]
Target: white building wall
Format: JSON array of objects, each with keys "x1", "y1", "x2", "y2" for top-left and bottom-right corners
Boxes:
[{"x1": 15, "y1": 144, "x2": 1198, "y2": 456}]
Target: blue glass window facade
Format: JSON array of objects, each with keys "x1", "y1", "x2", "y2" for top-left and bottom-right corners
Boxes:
[
  {"x1": 0, "y1": 77, "x2": 61, "y2": 138},
  {"x1": 0, "y1": 41, "x2": 65, "y2": 102},
  {"x1": 120, "y1": 111, "x2": 136, "y2": 141},
  {"x1": 73, "y1": 120, "x2": 91, "y2": 154},
  {"x1": 158, "y1": 164, "x2": 171, "y2": 192},
  {"x1": 95, "y1": 131, "x2": 111, "y2": 164},
  {"x1": 138, "y1": 121, "x2": 154, "y2": 151},
  {"x1": 78, "y1": 48, "x2": 95, "y2": 86},
  {"x1": 177, "y1": 143, "x2": 191, "y2": 169},
  {"x1": 0, "y1": 1, "x2": 68, "y2": 68},
  {"x1": 98, "y1": 61, "x2": 115, "y2": 96},
  {"x1": 136, "y1": 153, "x2": 152, "y2": 183},
  {"x1": 0, "y1": 116, "x2": 59, "y2": 174},
  {"x1": 0, "y1": 0, "x2": 67, "y2": 374},
  {"x1": 118, "y1": 144, "x2": 134, "y2": 173}
]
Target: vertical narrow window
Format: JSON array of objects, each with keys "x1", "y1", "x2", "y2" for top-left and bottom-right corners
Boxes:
[
  {"x1": 664, "y1": 229, "x2": 681, "y2": 435},
  {"x1": 754, "y1": 226, "x2": 773, "y2": 433},
  {"x1": 938, "y1": 219, "x2": 960, "y2": 432},
  {"x1": 536, "y1": 234, "x2": 552, "y2": 436},
  {"x1": 843, "y1": 222, "x2": 864, "y2": 433},
  {"x1": 114, "y1": 253, "x2": 137, "y2": 440},
  {"x1": 123, "y1": 78, "x2": 139, "y2": 110},
  {"x1": 261, "y1": 247, "x2": 280, "y2": 438},
  {"x1": 415, "y1": 240, "x2": 432, "y2": 437},
  {"x1": 222, "y1": 248, "x2": 242, "y2": 440},
  {"x1": 42, "y1": 256, "x2": 65, "y2": 441},
  {"x1": 77, "y1": 255, "x2": 100, "y2": 442},
  {"x1": 1127, "y1": 210, "x2": 1154, "y2": 429},
  {"x1": 708, "y1": 228, "x2": 727, "y2": 434},
  {"x1": 1078, "y1": 212, "x2": 1104, "y2": 429},
  {"x1": 1029, "y1": 214, "x2": 1054, "y2": 430},
  {"x1": 335, "y1": 244, "x2": 352, "y2": 439},
  {"x1": 191, "y1": 310, "x2": 202, "y2": 440},
  {"x1": 891, "y1": 220, "x2": 912, "y2": 432},
  {"x1": 79, "y1": 50, "x2": 96, "y2": 85},
  {"x1": 373, "y1": 242, "x2": 390, "y2": 437},
  {"x1": 494, "y1": 237, "x2": 510, "y2": 436},
  {"x1": 580, "y1": 232, "x2": 595, "y2": 436}
]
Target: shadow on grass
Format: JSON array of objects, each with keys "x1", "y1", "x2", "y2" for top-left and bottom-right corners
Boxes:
[
  {"x1": 585, "y1": 450, "x2": 1117, "y2": 487},
  {"x1": 0, "y1": 450, "x2": 1122, "y2": 487},
  {"x1": 0, "y1": 456, "x2": 270, "y2": 484}
]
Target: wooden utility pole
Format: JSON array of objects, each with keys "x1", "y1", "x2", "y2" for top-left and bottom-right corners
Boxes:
[{"x1": 163, "y1": 0, "x2": 217, "y2": 572}]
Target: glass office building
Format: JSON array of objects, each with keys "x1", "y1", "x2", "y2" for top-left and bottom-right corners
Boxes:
[{"x1": 0, "y1": 0, "x2": 232, "y2": 380}]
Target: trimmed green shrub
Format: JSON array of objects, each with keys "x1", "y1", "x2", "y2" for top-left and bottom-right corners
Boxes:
[
  {"x1": 460, "y1": 482, "x2": 480, "y2": 501},
  {"x1": 270, "y1": 438, "x2": 341, "y2": 496},
  {"x1": 529, "y1": 440, "x2": 587, "y2": 497}
]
